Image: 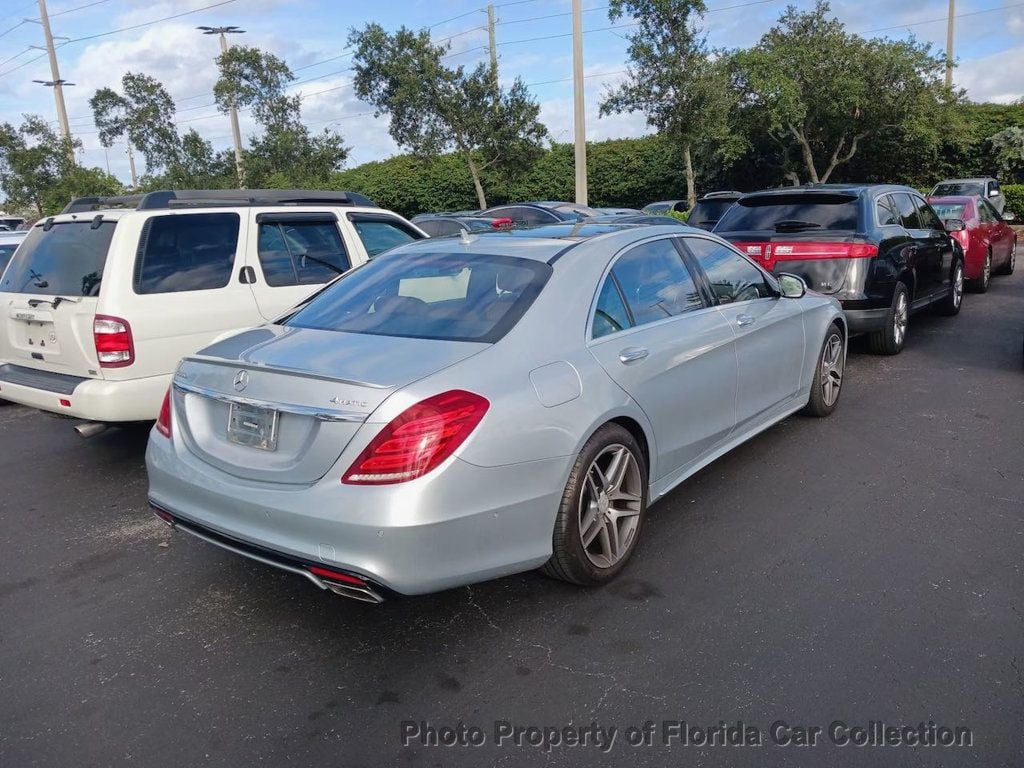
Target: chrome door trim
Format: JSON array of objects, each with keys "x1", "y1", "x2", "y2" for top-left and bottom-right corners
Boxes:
[{"x1": 173, "y1": 380, "x2": 369, "y2": 423}]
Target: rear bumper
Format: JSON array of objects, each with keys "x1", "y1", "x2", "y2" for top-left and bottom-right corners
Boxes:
[
  {"x1": 145, "y1": 432, "x2": 568, "y2": 596},
  {"x1": 0, "y1": 365, "x2": 169, "y2": 421},
  {"x1": 843, "y1": 307, "x2": 889, "y2": 335}
]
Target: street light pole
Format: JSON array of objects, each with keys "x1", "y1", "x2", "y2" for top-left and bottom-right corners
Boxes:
[
  {"x1": 944, "y1": 0, "x2": 955, "y2": 88},
  {"x1": 571, "y1": 0, "x2": 588, "y2": 205},
  {"x1": 198, "y1": 25, "x2": 246, "y2": 188}
]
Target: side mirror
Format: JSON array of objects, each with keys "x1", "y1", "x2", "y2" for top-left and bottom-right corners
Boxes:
[
  {"x1": 777, "y1": 272, "x2": 807, "y2": 299},
  {"x1": 1003, "y1": 211, "x2": 1016, "y2": 222},
  {"x1": 989, "y1": 189, "x2": 1000, "y2": 197},
  {"x1": 943, "y1": 218, "x2": 966, "y2": 232}
]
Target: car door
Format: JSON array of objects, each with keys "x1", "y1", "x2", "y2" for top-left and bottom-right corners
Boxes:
[
  {"x1": 979, "y1": 199, "x2": 1012, "y2": 263},
  {"x1": 587, "y1": 236, "x2": 737, "y2": 482},
  {"x1": 681, "y1": 235, "x2": 805, "y2": 434},
  {"x1": 890, "y1": 193, "x2": 939, "y2": 298},
  {"x1": 247, "y1": 211, "x2": 352, "y2": 321},
  {"x1": 913, "y1": 195, "x2": 954, "y2": 293}
]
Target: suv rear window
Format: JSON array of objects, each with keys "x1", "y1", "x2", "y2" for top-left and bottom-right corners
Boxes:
[
  {"x1": 0, "y1": 221, "x2": 115, "y2": 296},
  {"x1": 285, "y1": 251, "x2": 551, "y2": 343},
  {"x1": 715, "y1": 194, "x2": 860, "y2": 232},
  {"x1": 134, "y1": 213, "x2": 239, "y2": 294}
]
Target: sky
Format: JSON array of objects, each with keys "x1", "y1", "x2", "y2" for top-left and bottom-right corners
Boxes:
[{"x1": 0, "y1": 0, "x2": 1022, "y2": 184}]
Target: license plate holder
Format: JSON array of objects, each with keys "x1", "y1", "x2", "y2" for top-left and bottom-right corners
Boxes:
[{"x1": 227, "y1": 402, "x2": 279, "y2": 451}]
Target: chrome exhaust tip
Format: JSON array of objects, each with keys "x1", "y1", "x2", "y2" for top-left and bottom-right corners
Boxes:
[
  {"x1": 74, "y1": 421, "x2": 109, "y2": 438},
  {"x1": 322, "y1": 579, "x2": 385, "y2": 603}
]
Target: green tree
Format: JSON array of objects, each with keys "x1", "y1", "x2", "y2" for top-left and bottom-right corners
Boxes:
[
  {"x1": 731, "y1": 1, "x2": 953, "y2": 184},
  {"x1": 348, "y1": 23, "x2": 548, "y2": 208},
  {"x1": 90, "y1": 72, "x2": 182, "y2": 174},
  {"x1": 0, "y1": 115, "x2": 80, "y2": 215},
  {"x1": 600, "y1": 0, "x2": 739, "y2": 206},
  {"x1": 988, "y1": 127, "x2": 1024, "y2": 180}
]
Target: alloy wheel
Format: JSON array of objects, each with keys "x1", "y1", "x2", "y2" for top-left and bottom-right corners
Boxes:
[
  {"x1": 820, "y1": 332, "x2": 844, "y2": 407},
  {"x1": 982, "y1": 254, "x2": 991, "y2": 288},
  {"x1": 894, "y1": 292, "x2": 908, "y2": 346},
  {"x1": 953, "y1": 263, "x2": 964, "y2": 307},
  {"x1": 578, "y1": 444, "x2": 643, "y2": 569}
]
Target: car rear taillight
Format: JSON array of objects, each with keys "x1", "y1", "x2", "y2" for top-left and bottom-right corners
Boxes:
[
  {"x1": 94, "y1": 315, "x2": 134, "y2": 367},
  {"x1": 342, "y1": 390, "x2": 489, "y2": 485},
  {"x1": 155, "y1": 387, "x2": 172, "y2": 438},
  {"x1": 492, "y1": 217, "x2": 514, "y2": 230},
  {"x1": 770, "y1": 242, "x2": 878, "y2": 260}
]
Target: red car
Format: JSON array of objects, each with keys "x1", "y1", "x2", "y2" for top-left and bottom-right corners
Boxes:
[{"x1": 927, "y1": 195, "x2": 1016, "y2": 292}]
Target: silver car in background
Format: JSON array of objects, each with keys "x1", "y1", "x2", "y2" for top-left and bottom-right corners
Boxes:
[{"x1": 147, "y1": 223, "x2": 847, "y2": 602}]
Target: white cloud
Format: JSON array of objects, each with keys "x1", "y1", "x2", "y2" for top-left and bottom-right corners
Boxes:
[{"x1": 955, "y1": 43, "x2": 1024, "y2": 103}]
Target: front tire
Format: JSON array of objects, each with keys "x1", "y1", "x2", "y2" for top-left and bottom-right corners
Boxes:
[
  {"x1": 802, "y1": 323, "x2": 844, "y2": 417},
  {"x1": 867, "y1": 282, "x2": 909, "y2": 355},
  {"x1": 937, "y1": 257, "x2": 964, "y2": 316},
  {"x1": 541, "y1": 424, "x2": 648, "y2": 586}
]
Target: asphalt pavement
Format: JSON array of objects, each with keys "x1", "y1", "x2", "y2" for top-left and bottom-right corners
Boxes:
[{"x1": 2, "y1": 265, "x2": 1023, "y2": 767}]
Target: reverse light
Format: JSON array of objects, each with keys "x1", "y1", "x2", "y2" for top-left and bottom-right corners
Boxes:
[
  {"x1": 155, "y1": 387, "x2": 172, "y2": 438},
  {"x1": 94, "y1": 315, "x2": 134, "y2": 367},
  {"x1": 342, "y1": 390, "x2": 489, "y2": 485}
]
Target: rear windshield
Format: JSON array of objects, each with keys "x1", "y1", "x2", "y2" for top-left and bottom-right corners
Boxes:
[
  {"x1": 643, "y1": 203, "x2": 670, "y2": 213},
  {"x1": 715, "y1": 194, "x2": 860, "y2": 232},
  {"x1": 285, "y1": 251, "x2": 551, "y2": 343},
  {"x1": 0, "y1": 221, "x2": 114, "y2": 296},
  {"x1": 930, "y1": 202, "x2": 966, "y2": 220},
  {"x1": 933, "y1": 182, "x2": 983, "y2": 197},
  {"x1": 688, "y1": 200, "x2": 736, "y2": 227}
]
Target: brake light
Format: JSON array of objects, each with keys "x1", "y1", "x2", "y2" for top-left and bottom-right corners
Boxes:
[
  {"x1": 770, "y1": 242, "x2": 878, "y2": 260},
  {"x1": 342, "y1": 390, "x2": 489, "y2": 485},
  {"x1": 155, "y1": 387, "x2": 172, "y2": 438},
  {"x1": 492, "y1": 217, "x2": 514, "y2": 230},
  {"x1": 94, "y1": 315, "x2": 134, "y2": 367},
  {"x1": 307, "y1": 566, "x2": 367, "y2": 586}
]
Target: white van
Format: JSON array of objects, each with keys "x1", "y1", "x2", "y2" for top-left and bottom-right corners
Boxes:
[{"x1": 0, "y1": 189, "x2": 425, "y2": 431}]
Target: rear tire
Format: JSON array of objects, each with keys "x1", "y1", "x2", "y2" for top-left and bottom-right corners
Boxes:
[
  {"x1": 867, "y1": 282, "x2": 909, "y2": 355},
  {"x1": 970, "y1": 252, "x2": 990, "y2": 293},
  {"x1": 802, "y1": 323, "x2": 844, "y2": 417},
  {"x1": 997, "y1": 242, "x2": 1016, "y2": 275},
  {"x1": 936, "y1": 257, "x2": 964, "y2": 316},
  {"x1": 541, "y1": 424, "x2": 648, "y2": 586}
]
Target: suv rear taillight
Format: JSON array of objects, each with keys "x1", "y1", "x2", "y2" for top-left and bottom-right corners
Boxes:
[
  {"x1": 94, "y1": 315, "x2": 134, "y2": 367},
  {"x1": 740, "y1": 242, "x2": 877, "y2": 268},
  {"x1": 342, "y1": 390, "x2": 489, "y2": 485},
  {"x1": 155, "y1": 387, "x2": 172, "y2": 438}
]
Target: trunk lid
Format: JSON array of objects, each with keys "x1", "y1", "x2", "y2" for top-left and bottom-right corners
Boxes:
[
  {"x1": 720, "y1": 229, "x2": 873, "y2": 295},
  {"x1": 0, "y1": 220, "x2": 117, "y2": 378},
  {"x1": 173, "y1": 325, "x2": 488, "y2": 484}
]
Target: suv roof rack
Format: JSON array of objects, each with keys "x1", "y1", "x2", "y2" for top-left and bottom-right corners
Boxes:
[
  {"x1": 61, "y1": 194, "x2": 145, "y2": 214},
  {"x1": 62, "y1": 189, "x2": 377, "y2": 215}
]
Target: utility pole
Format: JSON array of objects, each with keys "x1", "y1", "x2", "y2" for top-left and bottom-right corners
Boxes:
[
  {"x1": 126, "y1": 143, "x2": 138, "y2": 190},
  {"x1": 486, "y1": 4, "x2": 499, "y2": 101},
  {"x1": 198, "y1": 25, "x2": 246, "y2": 188},
  {"x1": 32, "y1": 0, "x2": 73, "y2": 163},
  {"x1": 945, "y1": 0, "x2": 955, "y2": 88},
  {"x1": 571, "y1": 0, "x2": 588, "y2": 205}
]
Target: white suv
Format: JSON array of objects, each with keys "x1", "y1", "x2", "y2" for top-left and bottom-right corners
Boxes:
[{"x1": 0, "y1": 189, "x2": 425, "y2": 429}]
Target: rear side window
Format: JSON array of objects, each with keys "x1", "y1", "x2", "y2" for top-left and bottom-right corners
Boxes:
[
  {"x1": 891, "y1": 194, "x2": 920, "y2": 229},
  {"x1": 876, "y1": 196, "x2": 899, "y2": 226},
  {"x1": 257, "y1": 218, "x2": 349, "y2": 287},
  {"x1": 684, "y1": 237, "x2": 775, "y2": 304},
  {"x1": 285, "y1": 251, "x2": 550, "y2": 343},
  {"x1": 610, "y1": 239, "x2": 704, "y2": 325},
  {"x1": 348, "y1": 214, "x2": 421, "y2": 258},
  {"x1": 134, "y1": 213, "x2": 239, "y2": 294},
  {"x1": 0, "y1": 221, "x2": 114, "y2": 296},
  {"x1": 715, "y1": 194, "x2": 859, "y2": 232},
  {"x1": 592, "y1": 277, "x2": 632, "y2": 338}
]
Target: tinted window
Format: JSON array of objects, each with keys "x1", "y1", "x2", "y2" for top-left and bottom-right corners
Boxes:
[
  {"x1": 716, "y1": 194, "x2": 859, "y2": 232},
  {"x1": 929, "y1": 202, "x2": 966, "y2": 221},
  {"x1": 933, "y1": 182, "x2": 983, "y2": 196},
  {"x1": 684, "y1": 237, "x2": 775, "y2": 304},
  {"x1": 348, "y1": 215, "x2": 421, "y2": 258},
  {"x1": 257, "y1": 220, "x2": 349, "y2": 287},
  {"x1": 989, "y1": 181, "x2": 1000, "y2": 195},
  {"x1": 1, "y1": 221, "x2": 115, "y2": 296},
  {"x1": 134, "y1": 213, "x2": 238, "y2": 294},
  {"x1": 891, "y1": 194, "x2": 920, "y2": 229},
  {"x1": 876, "y1": 196, "x2": 899, "y2": 226},
  {"x1": 490, "y1": 206, "x2": 557, "y2": 226},
  {"x1": 689, "y1": 200, "x2": 736, "y2": 228},
  {"x1": 977, "y1": 201, "x2": 995, "y2": 223},
  {"x1": 914, "y1": 197, "x2": 942, "y2": 229},
  {"x1": 285, "y1": 252, "x2": 550, "y2": 343},
  {"x1": 0, "y1": 243, "x2": 20, "y2": 274},
  {"x1": 592, "y1": 277, "x2": 632, "y2": 338},
  {"x1": 610, "y1": 239, "x2": 704, "y2": 326}
]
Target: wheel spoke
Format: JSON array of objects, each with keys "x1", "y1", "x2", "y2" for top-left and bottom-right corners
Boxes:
[
  {"x1": 580, "y1": 504, "x2": 603, "y2": 547},
  {"x1": 604, "y1": 447, "x2": 628, "y2": 493},
  {"x1": 601, "y1": 518, "x2": 620, "y2": 562}
]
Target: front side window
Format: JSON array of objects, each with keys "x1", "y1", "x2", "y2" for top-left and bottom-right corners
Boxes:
[
  {"x1": 1, "y1": 221, "x2": 115, "y2": 296},
  {"x1": 684, "y1": 237, "x2": 775, "y2": 304},
  {"x1": 978, "y1": 200, "x2": 999, "y2": 223},
  {"x1": 592, "y1": 277, "x2": 632, "y2": 339},
  {"x1": 348, "y1": 215, "x2": 422, "y2": 258},
  {"x1": 134, "y1": 213, "x2": 239, "y2": 294},
  {"x1": 285, "y1": 251, "x2": 550, "y2": 343},
  {"x1": 913, "y1": 196, "x2": 942, "y2": 230},
  {"x1": 610, "y1": 239, "x2": 705, "y2": 326},
  {"x1": 257, "y1": 219, "x2": 349, "y2": 287}
]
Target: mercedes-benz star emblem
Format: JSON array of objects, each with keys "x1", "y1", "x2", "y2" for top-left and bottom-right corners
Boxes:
[{"x1": 233, "y1": 370, "x2": 249, "y2": 392}]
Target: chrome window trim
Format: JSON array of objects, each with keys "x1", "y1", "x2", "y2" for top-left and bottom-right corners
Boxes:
[{"x1": 173, "y1": 380, "x2": 369, "y2": 423}]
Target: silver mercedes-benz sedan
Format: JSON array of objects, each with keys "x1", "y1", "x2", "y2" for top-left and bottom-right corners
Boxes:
[{"x1": 146, "y1": 223, "x2": 846, "y2": 602}]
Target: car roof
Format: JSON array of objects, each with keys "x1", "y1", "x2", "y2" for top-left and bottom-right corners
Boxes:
[
  {"x1": 934, "y1": 178, "x2": 994, "y2": 184},
  {"x1": 35, "y1": 204, "x2": 386, "y2": 226},
  {"x1": 0, "y1": 230, "x2": 27, "y2": 241},
  {"x1": 739, "y1": 183, "x2": 916, "y2": 199}
]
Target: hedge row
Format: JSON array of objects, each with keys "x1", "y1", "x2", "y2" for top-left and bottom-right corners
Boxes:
[{"x1": 1002, "y1": 184, "x2": 1024, "y2": 216}]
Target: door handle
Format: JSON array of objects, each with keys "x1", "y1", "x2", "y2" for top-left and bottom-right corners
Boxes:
[
  {"x1": 618, "y1": 347, "x2": 649, "y2": 364},
  {"x1": 239, "y1": 266, "x2": 256, "y2": 284},
  {"x1": 736, "y1": 314, "x2": 756, "y2": 327}
]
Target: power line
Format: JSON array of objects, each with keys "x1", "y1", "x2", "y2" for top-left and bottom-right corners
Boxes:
[{"x1": 862, "y1": 1, "x2": 1024, "y2": 34}]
